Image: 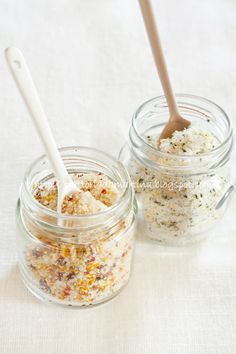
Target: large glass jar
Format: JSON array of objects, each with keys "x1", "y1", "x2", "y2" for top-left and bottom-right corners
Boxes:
[
  {"x1": 16, "y1": 147, "x2": 136, "y2": 307},
  {"x1": 119, "y1": 94, "x2": 234, "y2": 246}
]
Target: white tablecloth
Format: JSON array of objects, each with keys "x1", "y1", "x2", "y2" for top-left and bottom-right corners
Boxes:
[{"x1": 1, "y1": 0, "x2": 236, "y2": 353}]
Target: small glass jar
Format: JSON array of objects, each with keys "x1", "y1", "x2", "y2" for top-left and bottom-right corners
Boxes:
[
  {"x1": 16, "y1": 147, "x2": 136, "y2": 307},
  {"x1": 119, "y1": 94, "x2": 234, "y2": 246}
]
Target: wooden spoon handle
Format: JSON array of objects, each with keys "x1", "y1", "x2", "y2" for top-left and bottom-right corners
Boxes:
[{"x1": 139, "y1": 0, "x2": 179, "y2": 118}]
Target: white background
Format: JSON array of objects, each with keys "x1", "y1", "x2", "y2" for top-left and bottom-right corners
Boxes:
[{"x1": 1, "y1": 0, "x2": 236, "y2": 353}]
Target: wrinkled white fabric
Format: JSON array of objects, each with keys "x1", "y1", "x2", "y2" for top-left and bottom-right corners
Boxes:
[{"x1": 1, "y1": 0, "x2": 236, "y2": 353}]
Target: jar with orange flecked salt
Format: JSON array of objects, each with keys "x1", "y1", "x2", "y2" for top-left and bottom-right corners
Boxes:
[{"x1": 16, "y1": 147, "x2": 136, "y2": 307}]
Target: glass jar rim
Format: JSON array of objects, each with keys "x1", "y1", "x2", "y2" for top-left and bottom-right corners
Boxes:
[
  {"x1": 132, "y1": 94, "x2": 233, "y2": 160},
  {"x1": 22, "y1": 146, "x2": 132, "y2": 222}
]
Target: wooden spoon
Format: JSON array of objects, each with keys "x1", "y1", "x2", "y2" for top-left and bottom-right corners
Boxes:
[{"x1": 139, "y1": 0, "x2": 190, "y2": 143}]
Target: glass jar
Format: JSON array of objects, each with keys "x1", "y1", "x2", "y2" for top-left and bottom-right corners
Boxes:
[
  {"x1": 16, "y1": 147, "x2": 136, "y2": 307},
  {"x1": 119, "y1": 94, "x2": 234, "y2": 246}
]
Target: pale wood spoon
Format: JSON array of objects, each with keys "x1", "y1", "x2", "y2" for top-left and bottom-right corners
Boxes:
[{"x1": 139, "y1": 0, "x2": 190, "y2": 143}]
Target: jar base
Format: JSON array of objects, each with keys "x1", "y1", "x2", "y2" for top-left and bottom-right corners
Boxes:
[
  {"x1": 145, "y1": 224, "x2": 218, "y2": 247},
  {"x1": 20, "y1": 265, "x2": 129, "y2": 308}
]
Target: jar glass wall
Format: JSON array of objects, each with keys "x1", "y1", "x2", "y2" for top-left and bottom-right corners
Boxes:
[
  {"x1": 16, "y1": 147, "x2": 136, "y2": 307},
  {"x1": 119, "y1": 94, "x2": 234, "y2": 246}
]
